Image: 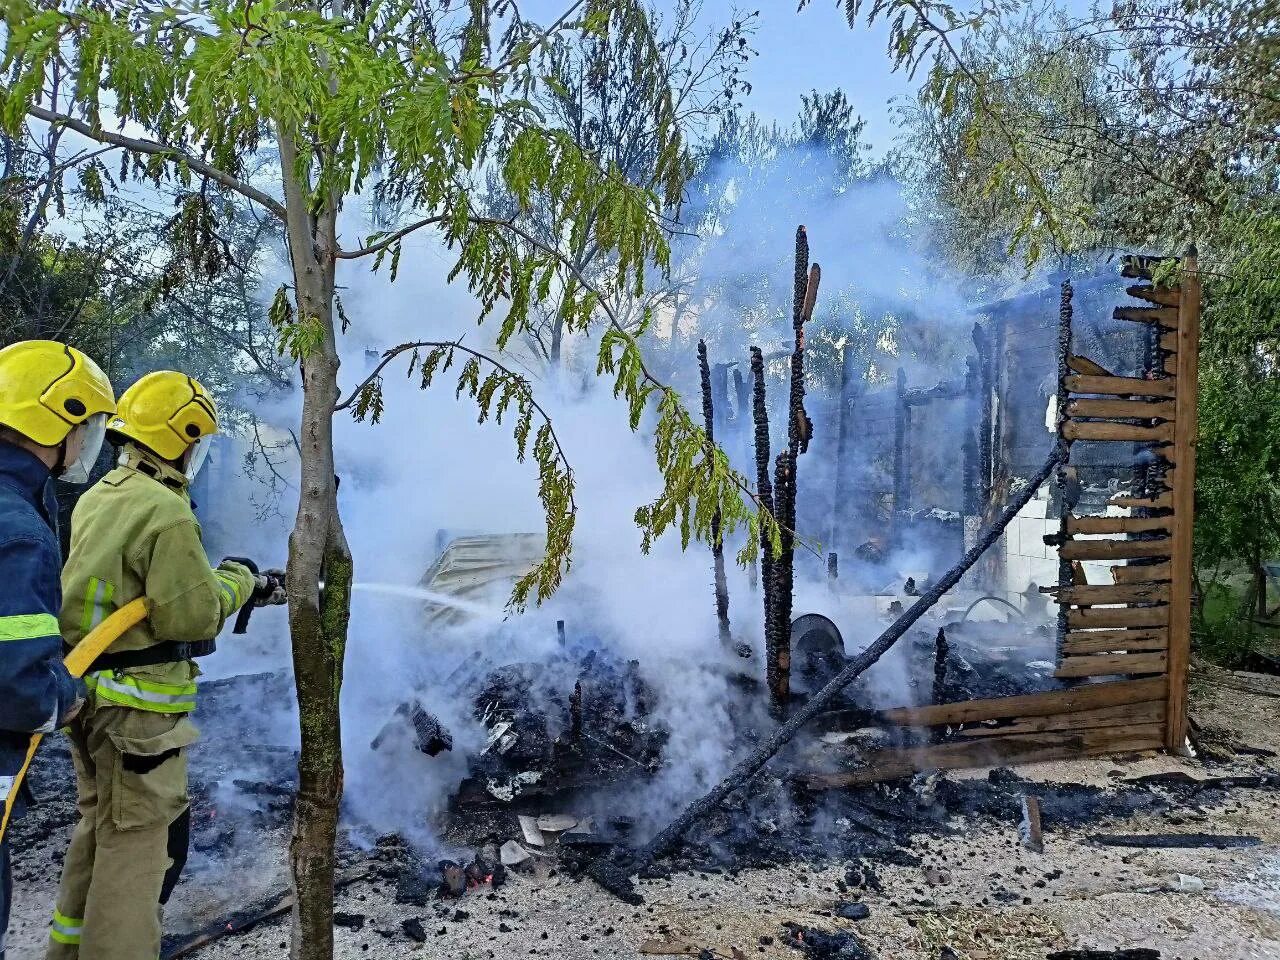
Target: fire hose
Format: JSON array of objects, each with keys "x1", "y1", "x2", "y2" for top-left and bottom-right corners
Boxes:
[
  {"x1": 589, "y1": 446, "x2": 1066, "y2": 899},
  {"x1": 0, "y1": 597, "x2": 149, "y2": 844}
]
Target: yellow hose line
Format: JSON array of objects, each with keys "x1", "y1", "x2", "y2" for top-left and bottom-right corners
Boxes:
[{"x1": 0, "y1": 598, "x2": 149, "y2": 843}]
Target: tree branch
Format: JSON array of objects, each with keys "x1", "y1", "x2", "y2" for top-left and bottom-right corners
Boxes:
[
  {"x1": 334, "y1": 215, "x2": 450, "y2": 259},
  {"x1": 25, "y1": 103, "x2": 289, "y2": 221},
  {"x1": 334, "y1": 337, "x2": 576, "y2": 515}
]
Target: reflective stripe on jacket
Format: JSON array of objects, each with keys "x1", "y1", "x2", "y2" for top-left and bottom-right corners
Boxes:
[
  {"x1": 59, "y1": 443, "x2": 255, "y2": 713},
  {"x1": 0, "y1": 440, "x2": 81, "y2": 804}
]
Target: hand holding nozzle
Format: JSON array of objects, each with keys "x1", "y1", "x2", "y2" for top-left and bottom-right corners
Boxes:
[
  {"x1": 222, "y1": 557, "x2": 288, "y2": 633},
  {"x1": 255, "y1": 569, "x2": 288, "y2": 606}
]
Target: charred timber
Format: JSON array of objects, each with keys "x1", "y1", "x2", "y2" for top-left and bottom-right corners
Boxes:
[
  {"x1": 893, "y1": 367, "x2": 909, "y2": 529},
  {"x1": 769, "y1": 450, "x2": 795, "y2": 709},
  {"x1": 1055, "y1": 280, "x2": 1074, "y2": 660},
  {"x1": 963, "y1": 357, "x2": 980, "y2": 515},
  {"x1": 972, "y1": 323, "x2": 994, "y2": 511},
  {"x1": 591, "y1": 446, "x2": 1066, "y2": 887},
  {"x1": 750, "y1": 347, "x2": 776, "y2": 661},
  {"x1": 831, "y1": 346, "x2": 858, "y2": 553},
  {"x1": 699, "y1": 341, "x2": 732, "y2": 649}
]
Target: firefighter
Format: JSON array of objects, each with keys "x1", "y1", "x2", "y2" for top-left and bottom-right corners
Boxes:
[
  {"x1": 0, "y1": 340, "x2": 115, "y2": 960},
  {"x1": 47, "y1": 371, "x2": 284, "y2": 960}
]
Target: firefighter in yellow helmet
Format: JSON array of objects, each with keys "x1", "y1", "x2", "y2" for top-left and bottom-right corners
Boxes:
[
  {"x1": 47, "y1": 371, "x2": 284, "y2": 960},
  {"x1": 0, "y1": 341, "x2": 114, "y2": 960}
]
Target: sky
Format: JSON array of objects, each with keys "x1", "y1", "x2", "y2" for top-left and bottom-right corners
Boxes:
[{"x1": 684, "y1": 1, "x2": 914, "y2": 152}]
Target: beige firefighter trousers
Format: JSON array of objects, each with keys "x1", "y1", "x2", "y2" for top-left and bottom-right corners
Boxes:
[{"x1": 46, "y1": 696, "x2": 198, "y2": 960}]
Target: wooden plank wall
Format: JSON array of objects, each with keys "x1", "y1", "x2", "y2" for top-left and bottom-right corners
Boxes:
[
  {"x1": 807, "y1": 254, "x2": 1200, "y2": 790},
  {"x1": 1049, "y1": 251, "x2": 1199, "y2": 751}
]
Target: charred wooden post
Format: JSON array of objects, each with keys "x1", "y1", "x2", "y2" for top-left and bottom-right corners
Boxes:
[
  {"x1": 932, "y1": 627, "x2": 949, "y2": 706},
  {"x1": 1055, "y1": 281, "x2": 1074, "y2": 661},
  {"x1": 765, "y1": 227, "x2": 821, "y2": 711},
  {"x1": 972, "y1": 322, "x2": 993, "y2": 510},
  {"x1": 556, "y1": 619, "x2": 566, "y2": 647},
  {"x1": 893, "y1": 366, "x2": 909, "y2": 537},
  {"x1": 827, "y1": 552, "x2": 838, "y2": 582},
  {"x1": 963, "y1": 355, "x2": 980, "y2": 517},
  {"x1": 699, "y1": 340, "x2": 733, "y2": 649},
  {"x1": 769, "y1": 450, "x2": 795, "y2": 708},
  {"x1": 601, "y1": 447, "x2": 1065, "y2": 882},
  {"x1": 750, "y1": 347, "x2": 776, "y2": 653},
  {"x1": 733, "y1": 365, "x2": 751, "y2": 468},
  {"x1": 831, "y1": 345, "x2": 858, "y2": 554},
  {"x1": 712, "y1": 361, "x2": 731, "y2": 436},
  {"x1": 570, "y1": 680, "x2": 583, "y2": 743}
]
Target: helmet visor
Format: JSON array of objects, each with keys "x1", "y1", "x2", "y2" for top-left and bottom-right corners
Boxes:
[
  {"x1": 185, "y1": 434, "x2": 213, "y2": 481},
  {"x1": 61, "y1": 412, "x2": 108, "y2": 485}
]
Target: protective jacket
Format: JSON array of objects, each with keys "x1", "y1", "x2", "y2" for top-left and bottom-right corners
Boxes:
[
  {"x1": 0, "y1": 440, "x2": 82, "y2": 817},
  {"x1": 59, "y1": 443, "x2": 255, "y2": 713}
]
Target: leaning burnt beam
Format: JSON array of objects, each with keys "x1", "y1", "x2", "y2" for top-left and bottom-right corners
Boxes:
[
  {"x1": 699, "y1": 340, "x2": 733, "y2": 649},
  {"x1": 750, "y1": 347, "x2": 776, "y2": 659},
  {"x1": 592, "y1": 446, "x2": 1065, "y2": 885}
]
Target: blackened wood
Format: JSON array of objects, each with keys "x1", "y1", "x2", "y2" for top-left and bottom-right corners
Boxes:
[
  {"x1": 831, "y1": 345, "x2": 858, "y2": 552},
  {"x1": 876, "y1": 676, "x2": 1166, "y2": 728},
  {"x1": 804, "y1": 723, "x2": 1166, "y2": 788},
  {"x1": 893, "y1": 367, "x2": 908, "y2": 530},
  {"x1": 628, "y1": 448, "x2": 1064, "y2": 867},
  {"x1": 1055, "y1": 280, "x2": 1073, "y2": 662},
  {"x1": 750, "y1": 347, "x2": 776, "y2": 664},
  {"x1": 699, "y1": 340, "x2": 732, "y2": 649}
]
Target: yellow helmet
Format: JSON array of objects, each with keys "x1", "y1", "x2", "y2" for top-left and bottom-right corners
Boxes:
[
  {"x1": 110, "y1": 371, "x2": 219, "y2": 468},
  {"x1": 0, "y1": 339, "x2": 115, "y2": 446}
]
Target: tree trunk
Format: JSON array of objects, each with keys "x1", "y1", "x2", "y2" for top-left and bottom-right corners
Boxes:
[{"x1": 279, "y1": 124, "x2": 351, "y2": 960}]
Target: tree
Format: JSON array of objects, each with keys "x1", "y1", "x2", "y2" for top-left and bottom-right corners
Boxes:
[
  {"x1": 821, "y1": 0, "x2": 1280, "y2": 652},
  {"x1": 0, "y1": 3, "x2": 778, "y2": 956},
  {"x1": 482, "y1": 0, "x2": 756, "y2": 373}
]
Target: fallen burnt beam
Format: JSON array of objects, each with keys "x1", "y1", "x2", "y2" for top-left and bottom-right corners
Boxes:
[{"x1": 588, "y1": 447, "x2": 1064, "y2": 893}]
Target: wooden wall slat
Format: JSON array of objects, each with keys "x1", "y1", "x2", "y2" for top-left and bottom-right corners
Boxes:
[
  {"x1": 1112, "y1": 562, "x2": 1171, "y2": 583},
  {"x1": 1066, "y1": 398, "x2": 1176, "y2": 420},
  {"x1": 956, "y1": 700, "x2": 1165, "y2": 738},
  {"x1": 1068, "y1": 606, "x2": 1169, "y2": 629},
  {"x1": 1062, "y1": 628, "x2": 1168, "y2": 654},
  {"x1": 1113, "y1": 306, "x2": 1179, "y2": 328},
  {"x1": 802, "y1": 724, "x2": 1167, "y2": 789},
  {"x1": 1060, "y1": 539, "x2": 1171, "y2": 561},
  {"x1": 1065, "y1": 374, "x2": 1176, "y2": 398},
  {"x1": 1049, "y1": 583, "x2": 1169, "y2": 606},
  {"x1": 874, "y1": 677, "x2": 1167, "y2": 728},
  {"x1": 1066, "y1": 516, "x2": 1171, "y2": 536},
  {"x1": 1055, "y1": 652, "x2": 1168, "y2": 677},
  {"x1": 1062, "y1": 421, "x2": 1174, "y2": 443}
]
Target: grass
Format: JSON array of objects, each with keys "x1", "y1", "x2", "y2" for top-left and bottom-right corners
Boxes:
[{"x1": 1194, "y1": 576, "x2": 1280, "y2": 668}]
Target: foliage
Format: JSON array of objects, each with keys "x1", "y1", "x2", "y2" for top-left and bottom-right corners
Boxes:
[
  {"x1": 481, "y1": 0, "x2": 757, "y2": 369},
  {"x1": 815, "y1": 0, "x2": 1280, "y2": 654},
  {"x1": 0, "y1": 0, "x2": 778, "y2": 610}
]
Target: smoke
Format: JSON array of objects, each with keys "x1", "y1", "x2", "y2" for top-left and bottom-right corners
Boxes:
[{"x1": 191, "y1": 142, "x2": 1081, "y2": 859}]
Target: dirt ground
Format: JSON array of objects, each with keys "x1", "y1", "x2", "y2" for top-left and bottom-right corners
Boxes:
[{"x1": 7, "y1": 673, "x2": 1280, "y2": 960}]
